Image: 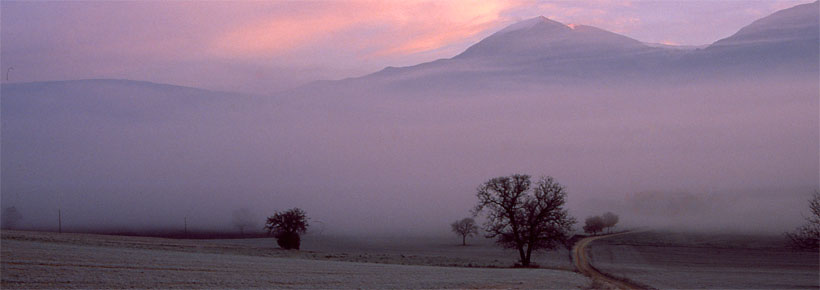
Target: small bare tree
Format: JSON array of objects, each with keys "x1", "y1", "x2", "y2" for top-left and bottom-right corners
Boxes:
[
  {"x1": 232, "y1": 208, "x2": 257, "y2": 235},
  {"x1": 451, "y1": 218, "x2": 479, "y2": 246},
  {"x1": 786, "y1": 192, "x2": 819, "y2": 250},
  {"x1": 601, "y1": 212, "x2": 619, "y2": 233},
  {"x1": 583, "y1": 215, "x2": 605, "y2": 235}
]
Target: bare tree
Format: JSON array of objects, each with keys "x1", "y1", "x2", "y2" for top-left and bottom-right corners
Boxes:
[
  {"x1": 232, "y1": 208, "x2": 257, "y2": 235},
  {"x1": 583, "y1": 215, "x2": 605, "y2": 235},
  {"x1": 601, "y1": 212, "x2": 619, "y2": 233},
  {"x1": 451, "y1": 218, "x2": 479, "y2": 246},
  {"x1": 473, "y1": 174, "x2": 575, "y2": 267},
  {"x1": 786, "y1": 192, "x2": 819, "y2": 250},
  {"x1": 265, "y1": 208, "x2": 309, "y2": 250},
  {"x1": 1, "y1": 206, "x2": 23, "y2": 229}
]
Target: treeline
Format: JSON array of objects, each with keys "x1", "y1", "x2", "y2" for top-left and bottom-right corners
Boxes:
[{"x1": 582, "y1": 212, "x2": 619, "y2": 235}]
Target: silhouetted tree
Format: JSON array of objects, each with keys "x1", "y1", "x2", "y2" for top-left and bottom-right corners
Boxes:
[
  {"x1": 583, "y1": 215, "x2": 605, "y2": 235},
  {"x1": 473, "y1": 174, "x2": 575, "y2": 267},
  {"x1": 265, "y1": 208, "x2": 309, "y2": 250},
  {"x1": 786, "y1": 192, "x2": 819, "y2": 250},
  {"x1": 601, "y1": 212, "x2": 619, "y2": 233},
  {"x1": 232, "y1": 208, "x2": 257, "y2": 235},
  {"x1": 1, "y1": 206, "x2": 22, "y2": 229},
  {"x1": 451, "y1": 217, "x2": 479, "y2": 246}
]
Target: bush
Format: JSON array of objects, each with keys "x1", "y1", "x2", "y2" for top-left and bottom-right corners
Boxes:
[
  {"x1": 275, "y1": 232, "x2": 301, "y2": 250},
  {"x1": 265, "y1": 208, "x2": 309, "y2": 250}
]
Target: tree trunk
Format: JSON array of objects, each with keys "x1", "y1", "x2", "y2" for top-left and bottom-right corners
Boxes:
[
  {"x1": 518, "y1": 246, "x2": 528, "y2": 266},
  {"x1": 525, "y1": 245, "x2": 533, "y2": 267},
  {"x1": 462, "y1": 235, "x2": 466, "y2": 246}
]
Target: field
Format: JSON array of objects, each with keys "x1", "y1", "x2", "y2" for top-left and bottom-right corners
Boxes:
[
  {"x1": 587, "y1": 231, "x2": 819, "y2": 289},
  {"x1": 1, "y1": 230, "x2": 587, "y2": 289},
  {"x1": 4, "y1": 229, "x2": 818, "y2": 289}
]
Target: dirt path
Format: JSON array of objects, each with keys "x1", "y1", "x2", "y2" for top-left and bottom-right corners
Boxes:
[{"x1": 572, "y1": 232, "x2": 645, "y2": 290}]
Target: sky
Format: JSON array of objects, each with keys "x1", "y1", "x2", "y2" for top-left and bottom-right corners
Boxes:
[{"x1": 0, "y1": 0, "x2": 814, "y2": 95}]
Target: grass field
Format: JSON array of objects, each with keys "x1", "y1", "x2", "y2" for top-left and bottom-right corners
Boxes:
[
  {"x1": 1, "y1": 230, "x2": 587, "y2": 289},
  {"x1": 5, "y1": 229, "x2": 817, "y2": 289},
  {"x1": 587, "y1": 231, "x2": 819, "y2": 289}
]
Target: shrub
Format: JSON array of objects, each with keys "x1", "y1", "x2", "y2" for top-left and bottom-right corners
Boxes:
[{"x1": 265, "y1": 208, "x2": 309, "y2": 250}]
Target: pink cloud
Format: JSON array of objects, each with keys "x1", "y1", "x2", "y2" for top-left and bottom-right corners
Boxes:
[
  {"x1": 372, "y1": 1, "x2": 521, "y2": 56},
  {"x1": 210, "y1": 1, "x2": 523, "y2": 60},
  {"x1": 211, "y1": 3, "x2": 364, "y2": 58}
]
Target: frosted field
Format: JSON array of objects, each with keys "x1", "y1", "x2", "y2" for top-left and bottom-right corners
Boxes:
[
  {"x1": 587, "y1": 231, "x2": 819, "y2": 289},
  {"x1": 1, "y1": 230, "x2": 588, "y2": 289},
  {"x1": 211, "y1": 233, "x2": 577, "y2": 270}
]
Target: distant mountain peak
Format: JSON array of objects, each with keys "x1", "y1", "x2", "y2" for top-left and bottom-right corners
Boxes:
[
  {"x1": 367, "y1": 1, "x2": 816, "y2": 83},
  {"x1": 454, "y1": 16, "x2": 647, "y2": 61},
  {"x1": 495, "y1": 16, "x2": 568, "y2": 34},
  {"x1": 709, "y1": 1, "x2": 819, "y2": 48}
]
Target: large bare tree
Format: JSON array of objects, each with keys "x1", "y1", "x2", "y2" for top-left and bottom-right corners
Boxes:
[{"x1": 473, "y1": 174, "x2": 575, "y2": 267}]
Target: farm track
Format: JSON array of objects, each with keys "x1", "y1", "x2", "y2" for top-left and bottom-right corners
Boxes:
[{"x1": 572, "y1": 232, "x2": 646, "y2": 290}]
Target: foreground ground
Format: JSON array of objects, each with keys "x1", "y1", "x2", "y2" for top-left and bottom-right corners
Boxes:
[
  {"x1": 1, "y1": 230, "x2": 587, "y2": 289},
  {"x1": 587, "y1": 231, "x2": 819, "y2": 289},
  {"x1": 4, "y1": 230, "x2": 817, "y2": 289}
]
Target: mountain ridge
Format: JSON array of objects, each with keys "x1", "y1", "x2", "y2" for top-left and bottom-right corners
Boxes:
[
  {"x1": 454, "y1": 16, "x2": 652, "y2": 62},
  {"x1": 4, "y1": 2, "x2": 817, "y2": 94},
  {"x1": 709, "y1": 1, "x2": 819, "y2": 48},
  {"x1": 355, "y1": 2, "x2": 817, "y2": 87},
  {"x1": 1, "y1": 78, "x2": 244, "y2": 97}
]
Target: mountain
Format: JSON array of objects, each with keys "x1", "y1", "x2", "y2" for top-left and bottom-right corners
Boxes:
[
  {"x1": 1, "y1": 79, "x2": 243, "y2": 121},
  {"x1": 359, "y1": 2, "x2": 818, "y2": 88},
  {"x1": 687, "y1": 1, "x2": 820, "y2": 73},
  {"x1": 454, "y1": 16, "x2": 655, "y2": 63},
  {"x1": 710, "y1": 1, "x2": 819, "y2": 48}
]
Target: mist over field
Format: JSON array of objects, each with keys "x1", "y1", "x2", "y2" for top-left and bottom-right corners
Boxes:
[
  {"x1": 1, "y1": 1, "x2": 818, "y2": 237},
  {"x1": 3, "y1": 79, "x2": 815, "y2": 235}
]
